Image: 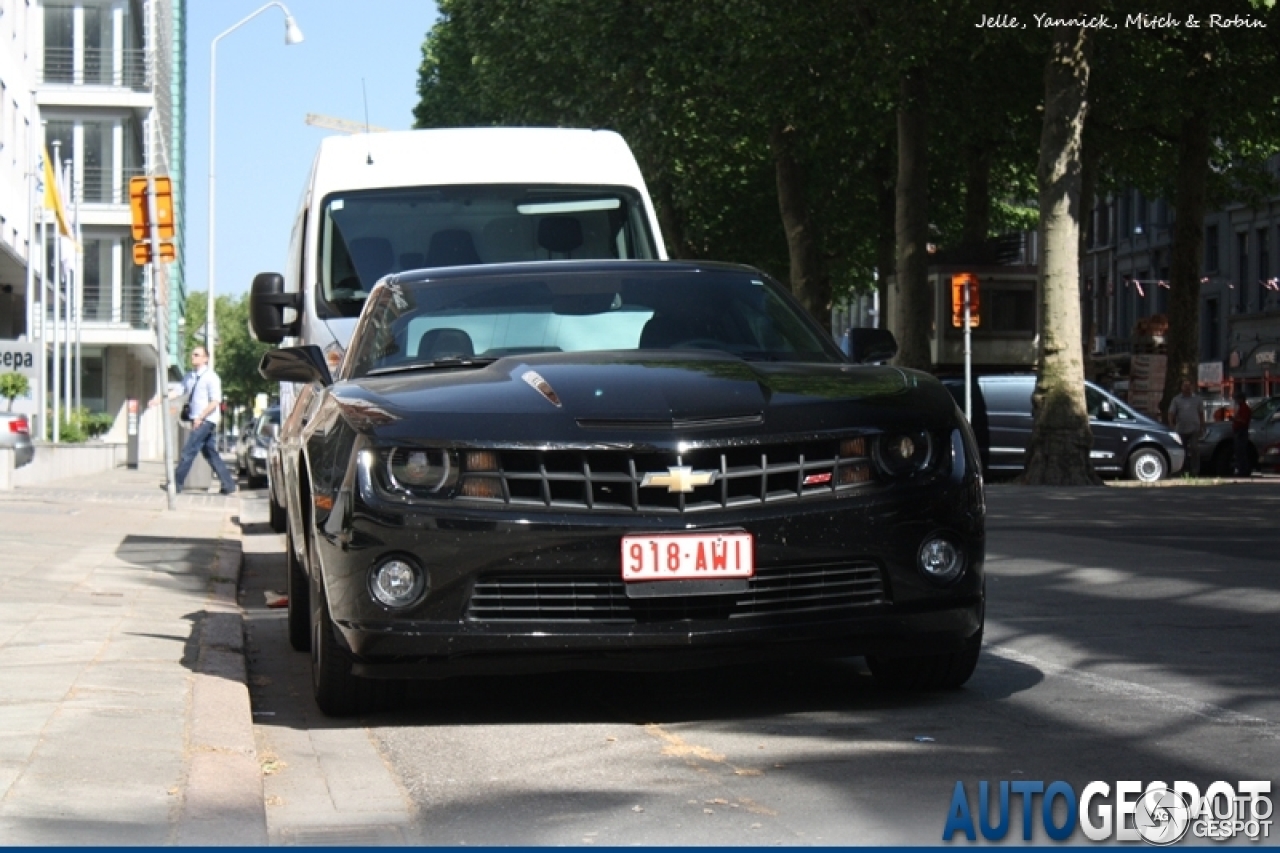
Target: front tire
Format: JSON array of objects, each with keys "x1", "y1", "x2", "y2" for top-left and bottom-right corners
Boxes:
[
  {"x1": 1127, "y1": 447, "x2": 1167, "y2": 482},
  {"x1": 311, "y1": 581, "x2": 364, "y2": 717},
  {"x1": 286, "y1": 525, "x2": 311, "y2": 653},
  {"x1": 867, "y1": 630, "x2": 982, "y2": 691}
]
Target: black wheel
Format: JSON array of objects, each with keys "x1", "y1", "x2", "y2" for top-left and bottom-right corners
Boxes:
[
  {"x1": 268, "y1": 497, "x2": 286, "y2": 533},
  {"x1": 1211, "y1": 443, "x2": 1234, "y2": 477},
  {"x1": 286, "y1": 524, "x2": 311, "y2": 653},
  {"x1": 867, "y1": 630, "x2": 983, "y2": 691},
  {"x1": 1126, "y1": 447, "x2": 1167, "y2": 482},
  {"x1": 310, "y1": 579, "x2": 364, "y2": 717},
  {"x1": 248, "y1": 473, "x2": 267, "y2": 490}
]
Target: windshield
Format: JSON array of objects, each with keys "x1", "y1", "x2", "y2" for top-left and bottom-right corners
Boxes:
[
  {"x1": 318, "y1": 185, "x2": 658, "y2": 318},
  {"x1": 342, "y1": 268, "x2": 841, "y2": 379}
]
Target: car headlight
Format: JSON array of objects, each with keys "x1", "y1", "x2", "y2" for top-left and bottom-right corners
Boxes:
[
  {"x1": 873, "y1": 429, "x2": 935, "y2": 477},
  {"x1": 386, "y1": 448, "x2": 459, "y2": 493},
  {"x1": 1171, "y1": 433, "x2": 1184, "y2": 446}
]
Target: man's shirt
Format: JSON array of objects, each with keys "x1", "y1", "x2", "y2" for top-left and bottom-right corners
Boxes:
[
  {"x1": 183, "y1": 367, "x2": 223, "y2": 425},
  {"x1": 1168, "y1": 393, "x2": 1201, "y2": 434}
]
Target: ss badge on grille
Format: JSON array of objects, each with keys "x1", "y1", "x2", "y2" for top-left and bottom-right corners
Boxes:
[{"x1": 639, "y1": 466, "x2": 717, "y2": 493}]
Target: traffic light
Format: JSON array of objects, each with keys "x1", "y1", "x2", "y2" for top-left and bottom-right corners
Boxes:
[
  {"x1": 951, "y1": 273, "x2": 980, "y2": 328},
  {"x1": 132, "y1": 242, "x2": 177, "y2": 264},
  {"x1": 129, "y1": 176, "x2": 176, "y2": 265}
]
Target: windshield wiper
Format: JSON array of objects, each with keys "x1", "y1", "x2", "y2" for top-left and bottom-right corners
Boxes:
[{"x1": 365, "y1": 357, "x2": 499, "y2": 376}]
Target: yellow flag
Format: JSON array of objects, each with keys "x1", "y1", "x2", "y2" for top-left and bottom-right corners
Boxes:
[{"x1": 42, "y1": 146, "x2": 73, "y2": 239}]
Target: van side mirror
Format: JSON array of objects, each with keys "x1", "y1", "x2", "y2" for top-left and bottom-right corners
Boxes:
[
  {"x1": 259, "y1": 345, "x2": 333, "y2": 387},
  {"x1": 1097, "y1": 400, "x2": 1116, "y2": 421},
  {"x1": 249, "y1": 273, "x2": 301, "y2": 344},
  {"x1": 846, "y1": 328, "x2": 898, "y2": 364}
]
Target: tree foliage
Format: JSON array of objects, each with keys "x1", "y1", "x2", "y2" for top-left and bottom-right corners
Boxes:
[
  {"x1": 413, "y1": 1, "x2": 1280, "y2": 483},
  {"x1": 0, "y1": 372, "x2": 29, "y2": 412}
]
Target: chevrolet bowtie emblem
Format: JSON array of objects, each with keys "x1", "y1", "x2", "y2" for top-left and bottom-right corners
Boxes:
[{"x1": 640, "y1": 466, "x2": 716, "y2": 493}]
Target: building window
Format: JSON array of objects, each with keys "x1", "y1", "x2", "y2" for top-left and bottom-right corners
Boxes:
[
  {"x1": 1205, "y1": 225, "x2": 1219, "y2": 272},
  {"x1": 1237, "y1": 231, "x2": 1249, "y2": 312},
  {"x1": 1204, "y1": 298, "x2": 1220, "y2": 360},
  {"x1": 1259, "y1": 227, "x2": 1272, "y2": 309},
  {"x1": 986, "y1": 287, "x2": 1036, "y2": 334}
]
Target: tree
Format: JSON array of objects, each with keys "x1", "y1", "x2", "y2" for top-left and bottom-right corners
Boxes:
[
  {"x1": 0, "y1": 372, "x2": 29, "y2": 412},
  {"x1": 1023, "y1": 23, "x2": 1102, "y2": 486},
  {"x1": 183, "y1": 292, "x2": 274, "y2": 414},
  {"x1": 1084, "y1": 3, "x2": 1280, "y2": 413}
]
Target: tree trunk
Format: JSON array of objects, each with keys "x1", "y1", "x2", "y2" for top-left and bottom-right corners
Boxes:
[
  {"x1": 892, "y1": 71, "x2": 931, "y2": 370},
  {"x1": 769, "y1": 123, "x2": 830, "y2": 319},
  {"x1": 1023, "y1": 26, "x2": 1101, "y2": 486},
  {"x1": 1161, "y1": 109, "x2": 1210, "y2": 414},
  {"x1": 875, "y1": 134, "x2": 896, "y2": 321},
  {"x1": 961, "y1": 143, "x2": 992, "y2": 251}
]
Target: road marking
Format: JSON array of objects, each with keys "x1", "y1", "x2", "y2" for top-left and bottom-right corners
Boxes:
[{"x1": 988, "y1": 645, "x2": 1278, "y2": 735}]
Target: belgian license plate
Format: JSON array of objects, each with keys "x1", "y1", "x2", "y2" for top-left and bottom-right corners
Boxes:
[{"x1": 620, "y1": 531, "x2": 754, "y2": 581}]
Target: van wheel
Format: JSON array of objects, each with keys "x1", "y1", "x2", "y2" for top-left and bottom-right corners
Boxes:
[
  {"x1": 269, "y1": 498, "x2": 286, "y2": 533},
  {"x1": 1127, "y1": 448, "x2": 1167, "y2": 482},
  {"x1": 867, "y1": 630, "x2": 982, "y2": 690}
]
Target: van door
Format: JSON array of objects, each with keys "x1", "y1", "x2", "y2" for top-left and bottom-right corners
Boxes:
[
  {"x1": 980, "y1": 378, "x2": 1034, "y2": 473},
  {"x1": 1084, "y1": 384, "x2": 1129, "y2": 474}
]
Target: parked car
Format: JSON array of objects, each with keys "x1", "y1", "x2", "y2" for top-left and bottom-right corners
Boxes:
[
  {"x1": 235, "y1": 407, "x2": 280, "y2": 489},
  {"x1": 0, "y1": 413, "x2": 35, "y2": 468},
  {"x1": 952, "y1": 375, "x2": 1185, "y2": 482},
  {"x1": 258, "y1": 260, "x2": 987, "y2": 717},
  {"x1": 1196, "y1": 396, "x2": 1280, "y2": 476}
]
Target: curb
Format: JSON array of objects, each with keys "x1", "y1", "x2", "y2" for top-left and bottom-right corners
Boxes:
[{"x1": 176, "y1": 500, "x2": 268, "y2": 845}]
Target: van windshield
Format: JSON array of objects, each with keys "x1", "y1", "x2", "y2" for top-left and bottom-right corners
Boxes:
[{"x1": 317, "y1": 185, "x2": 659, "y2": 318}]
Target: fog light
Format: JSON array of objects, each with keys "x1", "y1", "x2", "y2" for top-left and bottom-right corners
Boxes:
[
  {"x1": 369, "y1": 558, "x2": 427, "y2": 608},
  {"x1": 919, "y1": 537, "x2": 964, "y2": 582}
]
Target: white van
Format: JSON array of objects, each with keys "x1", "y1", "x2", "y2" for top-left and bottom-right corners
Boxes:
[{"x1": 249, "y1": 127, "x2": 668, "y2": 371}]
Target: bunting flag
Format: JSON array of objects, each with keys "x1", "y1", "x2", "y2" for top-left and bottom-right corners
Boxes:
[
  {"x1": 1263, "y1": 278, "x2": 1279, "y2": 291},
  {"x1": 42, "y1": 146, "x2": 74, "y2": 241}
]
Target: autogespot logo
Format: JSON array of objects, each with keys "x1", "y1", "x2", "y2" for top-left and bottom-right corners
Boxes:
[{"x1": 943, "y1": 780, "x2": 1273, "y2": 844}]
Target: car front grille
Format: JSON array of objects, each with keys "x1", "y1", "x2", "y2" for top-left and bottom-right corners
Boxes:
[
  {"x1": 448, "y1": 438, "x2": 877, "y2": 514},
  {"x1": 465, "y1": 561, "x2": 886, "y2": 623}
]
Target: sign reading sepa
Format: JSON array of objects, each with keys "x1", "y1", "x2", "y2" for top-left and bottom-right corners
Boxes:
[{"x1": 944, "y1": 780, "x2": 1272, "y2": 844}]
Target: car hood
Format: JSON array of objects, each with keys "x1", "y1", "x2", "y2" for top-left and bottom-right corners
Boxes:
[{"x1": 327, "y1": 351, "x2": 951, "y2": 442}]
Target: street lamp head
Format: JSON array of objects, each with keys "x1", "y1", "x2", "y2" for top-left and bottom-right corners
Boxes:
[{"x1": 284, "y1": 15, "x2": 305, "y2": 45}]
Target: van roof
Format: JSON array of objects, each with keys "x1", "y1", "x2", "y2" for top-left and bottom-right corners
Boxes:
[{"x1": 309, "y1": 127, "x2": 648, "y2": 194}]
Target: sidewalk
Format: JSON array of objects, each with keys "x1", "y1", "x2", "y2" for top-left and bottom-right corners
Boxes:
[{"x1": 0, "y1": 461, "x2": 263, "y2": 845}]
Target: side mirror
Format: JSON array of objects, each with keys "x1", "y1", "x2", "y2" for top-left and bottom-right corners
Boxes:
[
  {"x1": 249, "y1": 273, "x2": 301, "y2": 344},
  {"x1": 259, "y1": 345, "x2": 333, "y2": 387},
  {"x1": 846, "y1": 328, "x2": 898, "y2": 364},
  {"x1": 1097, "y1": 400, "x2": 1116, "y2": 421}
]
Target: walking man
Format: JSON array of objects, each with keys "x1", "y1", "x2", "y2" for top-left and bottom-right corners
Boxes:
[
  {"x1": 173, "y1": 346, "x2": 237, "y2": 494},
  {"x1": 1167, "y1": 379, "x2": 1203, "y2": 476}
]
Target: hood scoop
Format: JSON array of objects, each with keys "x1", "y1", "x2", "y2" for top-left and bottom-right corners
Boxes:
[
  {"x1": 576, "y1": 413, "x2": 764, "y2": 431},
  {"x1": 521, "y1": 370, "x2": 562, "y2": 407}
]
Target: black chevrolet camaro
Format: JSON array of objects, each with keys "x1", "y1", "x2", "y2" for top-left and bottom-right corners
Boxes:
[{"x1": 255, "y1": 260, "x2": 985, "y2": 716}]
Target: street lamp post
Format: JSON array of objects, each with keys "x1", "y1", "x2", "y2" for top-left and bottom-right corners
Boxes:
[{"x1": 207, "y1": 2, "x2": 303, "y2": 370}]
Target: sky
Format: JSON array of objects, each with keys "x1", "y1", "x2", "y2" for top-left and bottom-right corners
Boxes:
[{"x1": 184, "y1": 0, "x2": 440, "y2": 301}]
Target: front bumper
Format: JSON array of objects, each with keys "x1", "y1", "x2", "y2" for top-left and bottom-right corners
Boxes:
[{"x1": 312, "y1": 471, "x2": 986, "y2": 680}]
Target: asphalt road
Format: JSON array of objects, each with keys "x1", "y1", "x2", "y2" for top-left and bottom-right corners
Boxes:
[{"x1": 238, "y1": 482, "x2": 1280, "y2": 846}]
